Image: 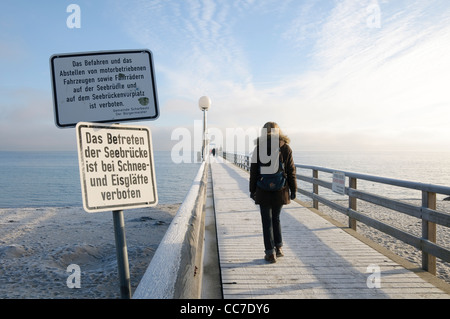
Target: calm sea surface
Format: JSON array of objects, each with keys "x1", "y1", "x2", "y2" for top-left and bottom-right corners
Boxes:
[
  {"x1": 0, "y1": 151, "x2": 449, "y2": 208},
  {"x1": 0, "y1": 151, "x2": 201, "y2": 208},
  {"x1": 293, "y1": 151, "x2": 450, "y2": 201}
]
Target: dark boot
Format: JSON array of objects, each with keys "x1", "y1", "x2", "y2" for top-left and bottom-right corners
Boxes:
[
  {"x1": 264, "y1": 253, "x2": 276, "y2": 263},
  {"x1": 276, "y1": 247, "x2": 284, "y2": 257}
]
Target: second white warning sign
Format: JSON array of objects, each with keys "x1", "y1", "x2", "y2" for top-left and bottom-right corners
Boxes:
[{"x1": 76, "y1": 122, "x2": 158, "y2": 213}]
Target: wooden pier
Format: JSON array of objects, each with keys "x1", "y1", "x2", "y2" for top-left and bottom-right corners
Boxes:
[{"x1": 210, "y1": 157, "x2": 450, "y2": 299}]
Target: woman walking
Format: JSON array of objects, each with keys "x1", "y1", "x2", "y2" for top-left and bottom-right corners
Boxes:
[{"x1": 250, "y1": 122, "x2": 297, "y2": 263}]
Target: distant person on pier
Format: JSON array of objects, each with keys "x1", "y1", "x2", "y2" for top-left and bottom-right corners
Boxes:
[{"x1": 250, "y1": 122, "x2": 297, "y2": 263}]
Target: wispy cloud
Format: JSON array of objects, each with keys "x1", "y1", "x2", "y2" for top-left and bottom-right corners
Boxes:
[
  {"x1": 117, "y1": 0, "x2": 450, "y2": 151},
  {"x1": 120, "y1": 0, "x2": 248, "y2": 81},
  {"x1": 270, "y1": 0, "x2": 450, "y2": 150}
]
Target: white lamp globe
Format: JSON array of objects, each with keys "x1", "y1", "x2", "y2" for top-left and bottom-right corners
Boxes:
[{"x1": 198, "y1": 96, "x2": 211, "y2": 111}]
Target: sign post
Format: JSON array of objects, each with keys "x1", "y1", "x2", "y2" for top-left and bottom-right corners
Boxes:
[
  {"x1": 112, "y1": 209, "x2": 131, "y2": 299},
  {"x1": 76, "y1": 122, "x2": 158, "y2": 298},
  {"x1": 52, "y1": 49, "x2": 160, "y2": 299}
]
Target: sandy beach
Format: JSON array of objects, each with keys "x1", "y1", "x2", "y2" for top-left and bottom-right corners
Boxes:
[{"x1": 0, "y1": 204, "x2": 179, "y2": 299}]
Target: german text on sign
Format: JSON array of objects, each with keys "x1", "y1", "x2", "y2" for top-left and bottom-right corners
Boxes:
[
  {"x1": 51, "y1": 50, "x2": 159, "y2": 128},
  {"x1": 76, "y1": 122, "x2": 158, "y2": 213}
]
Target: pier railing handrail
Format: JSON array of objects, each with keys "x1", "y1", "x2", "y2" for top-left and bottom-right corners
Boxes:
[
  {"x1": 133, "y1": 159, "x2": 208, "y2": 299},
  {"x1": 296, "y1": 164, "x2": 450, "y2": 195},
  {"x1": 222, "y1": 152, "x2": 450, "y2": 276}
]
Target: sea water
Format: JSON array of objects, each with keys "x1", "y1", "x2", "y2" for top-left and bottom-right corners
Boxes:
[
  {"x1": 294, "y1": 151, "x2": 450, "y2": 202},
  {"x1": 0, "y1": 151, "x2": 200, "y2": 208},
  {"x1": 0, "y1": 150, "x2": 449, "y2": 208}
]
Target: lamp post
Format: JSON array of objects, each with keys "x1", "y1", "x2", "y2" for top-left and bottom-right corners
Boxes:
[{"x1": 198, "y1": 96, "x2": 211, "y2": 161}]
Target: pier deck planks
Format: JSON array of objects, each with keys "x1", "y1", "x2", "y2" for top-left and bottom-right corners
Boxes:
[{"x1": 210, "y1": 158, "x2": 450, "y2": 299}]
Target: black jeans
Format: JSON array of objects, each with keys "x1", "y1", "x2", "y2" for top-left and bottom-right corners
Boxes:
[{"x1": 259, "y1": 204, "x2": 283, "y2": 255}]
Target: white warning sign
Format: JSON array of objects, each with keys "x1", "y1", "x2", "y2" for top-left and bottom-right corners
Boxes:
[
  {"x1": 76, "y1": 122, "x2": 158, "y2": 213},
  {"x1": 332, "y1": 171, "x2": 346, "y2": 195},
  {"x1": 51, "y1": 50, "x2": 159, "y2": 128}
]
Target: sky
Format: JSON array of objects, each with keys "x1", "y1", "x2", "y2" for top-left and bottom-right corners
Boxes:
[{"x1": 1, "y1": 0, "x2": 450, "y2": 153}]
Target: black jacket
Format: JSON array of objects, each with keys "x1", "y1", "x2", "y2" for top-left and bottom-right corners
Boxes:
[{"x1": 249, "y1": 137, "x2": 297, "y2": 206}]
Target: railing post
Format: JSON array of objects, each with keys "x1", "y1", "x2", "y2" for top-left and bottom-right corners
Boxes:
[
  {"x1": 348, "y1": 177, "x2": 357, "y2": 231},
  {"x1": 422, "y1": 191, "x2": 437, "y2": 275},
  {"x1": 313, "y1": 170, "x2": 319, "y2": 210}
]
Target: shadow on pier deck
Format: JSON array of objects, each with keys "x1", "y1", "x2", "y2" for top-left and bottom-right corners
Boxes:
[{"x1": 209, "y1": 156, "x2": 450, "y2": 299}]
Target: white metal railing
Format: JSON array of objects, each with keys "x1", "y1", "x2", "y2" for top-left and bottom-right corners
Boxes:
[{"x1": 133, "y1": 159, "x2": 208, "y2": 298}]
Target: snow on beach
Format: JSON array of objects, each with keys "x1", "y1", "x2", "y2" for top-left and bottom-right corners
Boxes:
[{"x1": 0, "y1": 204, "x2": 178, "y2": 299}]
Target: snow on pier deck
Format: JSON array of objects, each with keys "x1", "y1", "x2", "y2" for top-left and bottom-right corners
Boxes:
[{"x1": 210, "y1": 157, "x2": 450, "y2": 299}]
